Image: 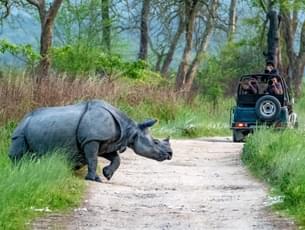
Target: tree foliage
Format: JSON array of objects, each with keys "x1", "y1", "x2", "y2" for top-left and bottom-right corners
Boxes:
[
  {"x1": 1, "y1": 0, "x2": 305, "y2": 96},
  {"x1": 0, "y1": 39, "x2": 40, "y2": 67}
]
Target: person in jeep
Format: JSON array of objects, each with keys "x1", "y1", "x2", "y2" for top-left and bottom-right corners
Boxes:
[
  {"x1": 264, "y1": 61, "x2": 279, "y2": 75},
  {"x1": 241, "y1": 77, "x2": 259, "y2": 95},
  {"x1": 266, "y1": 76, "x2": 283, "y2": 95}
]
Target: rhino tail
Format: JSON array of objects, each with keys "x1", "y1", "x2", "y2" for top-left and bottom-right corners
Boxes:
[{"x1": 9, "y1": 135, "x2": 29, "y2": 163}]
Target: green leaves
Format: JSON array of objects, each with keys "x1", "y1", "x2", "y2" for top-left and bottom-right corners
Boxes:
[
  {"x1": 51, "y1": 43, "x2": 160, "y2": 81},
  {"x1": 198, "y1": 41, "x2": 264, "y2": 100},
  {"x1": 0, "y1": 39, "x2": 40, "y2": 66}
]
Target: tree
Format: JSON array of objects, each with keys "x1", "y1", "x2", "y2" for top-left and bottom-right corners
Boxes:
[
  {"x1": 280, "y1": 1, "x2": 305, "y2": 97},
  {"x1": 148, "y1": 0, "x2": 184, "y2": 76},
  {"x1": 138, "y1": 0, "x2": 150, "y2": 60},
  {"x1": 26, "y1": 0, "x2": 64, "y2": 80},
  {"x1": 102, "y1": 0, "x2": 111, "y2": 52},
  {"x1": 0, "y1": 0, "x2": 14, "y2": 20},
  {"x1": 228, "y1": 0, "x2": 237, "y2": 41},
  {"x1": 176, "y1": 0, "x2": 219, "y2": 92}
]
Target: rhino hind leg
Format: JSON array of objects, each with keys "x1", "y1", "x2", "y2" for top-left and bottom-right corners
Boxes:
[
  {"x1": 83, "y1": 141, "x2": 102, "y2": 183},
  {"x1": 9, "y1": 136, "x2": 29, "y2": 163},
  {"x1": 102, "y1": 152, "x2": 121, "y2": 180}
]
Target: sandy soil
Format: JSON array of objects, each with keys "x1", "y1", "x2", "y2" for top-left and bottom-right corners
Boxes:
[{"x1": 33, "y1": 138, "x2": 296, "y2": 230}]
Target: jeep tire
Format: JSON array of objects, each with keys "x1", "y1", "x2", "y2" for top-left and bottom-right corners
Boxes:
[
  {"x1": 255, "y1": 95, "x2": 281, "y2": 121},
  {"x1": 233, "y1": 130, "x2": 244, "y2": 142}
]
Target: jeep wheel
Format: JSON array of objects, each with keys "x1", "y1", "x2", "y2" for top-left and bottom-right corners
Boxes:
[
  {"x1": 255, "y1": 95, "x2": 281, "y2": 121},
  {"x1": 233, "y1": 130, "x2": 244, "y2": 142}
]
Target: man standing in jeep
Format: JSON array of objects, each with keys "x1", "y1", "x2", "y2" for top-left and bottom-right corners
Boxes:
[{"x1": 264, "y1": 61, "x2": 279, "y2": 75}]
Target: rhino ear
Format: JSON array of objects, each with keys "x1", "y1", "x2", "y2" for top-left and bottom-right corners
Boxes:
[
  {"x1": 164, "y1": 136, "x2": 170, "y2": 142},
  {"x1": 138, "y1": 119, "x2": 158, "y2": 130}
]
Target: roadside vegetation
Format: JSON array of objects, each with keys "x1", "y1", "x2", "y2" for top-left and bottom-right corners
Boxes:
[
  {"x1": 0, "y1": 123, "x2": 85, "y2": 230},
  {"x1": 242, "y1": 98, "x2": 305, "y2": 226}
]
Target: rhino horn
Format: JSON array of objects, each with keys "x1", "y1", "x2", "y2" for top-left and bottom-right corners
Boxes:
[
  {"x1": 138, "y1": 119, "x2": 158, "y2": 130},
  {"x1": 164, "y1": 136, "x2": 170, "y2": 142}
]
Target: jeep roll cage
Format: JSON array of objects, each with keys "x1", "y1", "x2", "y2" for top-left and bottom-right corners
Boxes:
[{"x1": 236, "y1": 73, "x2": 291, "y2": 109}]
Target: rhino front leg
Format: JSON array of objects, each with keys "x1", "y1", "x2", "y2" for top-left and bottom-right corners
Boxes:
[
  {"x1": 102, "y1": 152, "x2": 120, "y2": 180},
  {"x1": 83, "y1": 141, "x2": 102, "y2": 182}
]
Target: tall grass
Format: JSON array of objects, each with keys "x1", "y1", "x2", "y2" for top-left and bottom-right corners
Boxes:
[
  {"x1": 0, "y1": 124, "x2": 85, "y2": 229},
  {"x1": 0, "y1": 73, "x2": 232, "y2": 137},
  {"x1": 243, "y1": 129, "x2": 305, "y2": 225}
]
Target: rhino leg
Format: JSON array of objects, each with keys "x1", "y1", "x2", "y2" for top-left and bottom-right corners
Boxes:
[
  {"x1": 102, "y1": 152, "x2": 121, "y2": 180},
  {"x1": 83, "y1": 141, "x2": 102, "y2": 183}
]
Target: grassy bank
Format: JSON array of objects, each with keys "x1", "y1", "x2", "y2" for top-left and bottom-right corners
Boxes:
[
  {"x1": 242, "y1": 129, "x2": 305, "y2": 225},
  {"x1": 0, "y1": 124, "x2": 85, "y2": 229},
  {"x1": 0, "y1": 75, "x2": 232, "y2": 138}
]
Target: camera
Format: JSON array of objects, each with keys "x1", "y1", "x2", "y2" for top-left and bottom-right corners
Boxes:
[{"x1": 268, "y1": 79, "x2": 273, "y2": 85}]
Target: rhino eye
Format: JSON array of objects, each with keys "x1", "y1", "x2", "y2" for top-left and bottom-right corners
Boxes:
[{"x1": 153, "y1": 139, "x2": 160, "y2": 144}]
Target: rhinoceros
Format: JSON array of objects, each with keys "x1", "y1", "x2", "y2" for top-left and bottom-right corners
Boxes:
[{"x1": 9, "y1": 100, "x2": 173, "y2": 182}]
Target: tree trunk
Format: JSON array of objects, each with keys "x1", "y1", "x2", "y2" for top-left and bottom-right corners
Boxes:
[
  {"x1": 154, "y1": 53, "x2": 163, "y2": 72},
  {"x1": 27, "y1": 0, "x2": 64, "y2": 80},
  {"x1": 175, "y1": 0, "x2": 199, "y2": 90},
  {"x1": 183, "y1": 0, "x2": 218, "y2": 92},
  {"x1": 160, "y1": 15, "x2": 184, "y2": 77},
  {"x1": 38, "y1": 20, "x2": 53, "y2": 79},
  {"x1": 176, "y1": 0, "x2": 218, "y2": 92},
  {"x1": 292, "y1": 61, "x2": 305, "y2": 97},
  {"x1": 138, "y1": 0, "x2": 150, "y2": 60},
  {"x1": 228, "y1": 0, "x2": 237, "y2": 41},
  {"x1": 281, "y1": 11, "x2": 305, "y2": 97},
  {"x1": 265, "y1": 10, "x2": 280, "y2": 68},
  {"x1": 102, "y1": 0, "x2": 111, "y2": 52}
]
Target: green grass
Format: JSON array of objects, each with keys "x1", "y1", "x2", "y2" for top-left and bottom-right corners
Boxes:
[
  {"x1": 119, "y1": 98, "x2": 233, "y2": 138},
  {"x1": 0, "y1": 123, "x2": 85, "y2": 230},
  {"x1": 242, "y1": 128, "x2": 305, "y2": 226}
]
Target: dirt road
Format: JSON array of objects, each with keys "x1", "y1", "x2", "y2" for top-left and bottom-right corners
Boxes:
[{"x1": 33, "y1": 138, "x2": 296, "y2": 229}]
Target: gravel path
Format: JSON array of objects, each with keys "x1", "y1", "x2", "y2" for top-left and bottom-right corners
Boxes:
[{"x1": 33, "y1": 138, "x2": 296, "y2": 230}]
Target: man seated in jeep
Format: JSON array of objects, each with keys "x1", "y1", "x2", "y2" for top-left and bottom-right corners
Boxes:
[
  {"x1": 241, "y1": 77, "x2": 259, "y2": 95},
  {"x1": 266, "y1": 76, "x2": 283, "y2": 95}
]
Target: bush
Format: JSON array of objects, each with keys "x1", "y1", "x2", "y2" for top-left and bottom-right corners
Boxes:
[{"x1": 51, "y1": 44, "x2": 162, "y2": 81}]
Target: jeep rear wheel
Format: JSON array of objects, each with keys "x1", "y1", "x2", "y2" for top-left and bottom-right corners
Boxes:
[
  {"x1": 255, "y1": 95, "x2": 281, "y2": 121},
  {"x1": 233, "y1": 130, "x2": 244, "y2": 142}
]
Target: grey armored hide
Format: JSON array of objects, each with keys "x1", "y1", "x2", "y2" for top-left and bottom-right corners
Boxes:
[{"x1": 10, "y1": 100, "x2": 137, "y2": 161}]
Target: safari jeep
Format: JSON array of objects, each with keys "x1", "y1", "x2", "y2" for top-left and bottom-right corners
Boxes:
[{"x1": 230, "y1": 73, "x2": 297, "y2": 142}]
